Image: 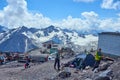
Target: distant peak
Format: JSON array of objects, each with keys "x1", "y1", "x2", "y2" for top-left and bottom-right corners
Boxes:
[
  {"x1": 20, "y1": 26, "x2": 28, "y2": 29},
  {"x1": 15, "y1": 26, "x2": 29, "y2": 33},
  {"x1": 18, "y1": 26, "x2": 29, "y2": 30},
  {"x1": 42, "y1": 25, "x2": 59, "y2": 32},
  {"x1": 47, "y1": 25, "x2": 55, "y2": 29}
]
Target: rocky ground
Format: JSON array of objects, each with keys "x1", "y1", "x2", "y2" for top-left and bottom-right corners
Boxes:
[{"x1": 0, "y1": 57, "x2": 120, "y2": 80}]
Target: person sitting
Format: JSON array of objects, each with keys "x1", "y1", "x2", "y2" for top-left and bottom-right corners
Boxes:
[
  {"x1": 24, "y1": 56, "x2": 31, "y2": 69},
  {"x1": 92, "y1": 48, "x2": 103, "y2": 71}
]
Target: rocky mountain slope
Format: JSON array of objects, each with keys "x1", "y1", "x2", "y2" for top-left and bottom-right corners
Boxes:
[{"x1": 0, "y1": 25, "x2": 98, "y2": 52}]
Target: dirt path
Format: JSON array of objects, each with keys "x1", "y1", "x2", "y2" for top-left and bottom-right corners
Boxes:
[{"x1": 0, "y1": 57, "x2": 75, "y2": 80}]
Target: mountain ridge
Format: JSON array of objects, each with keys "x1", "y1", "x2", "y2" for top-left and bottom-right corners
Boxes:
[{"x1": 0, "y1": 25, "x2": 98, "y2": 52}]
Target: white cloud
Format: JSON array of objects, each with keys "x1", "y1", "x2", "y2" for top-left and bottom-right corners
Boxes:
[
  {"x1": 0, "y1": 0, "x2": 51, "y2": 28},
  {"x1": 54, "y1": 11, "x2": 120, "y2": 32},
  {"x1": 81, "y1": 11, "x2": 98, "y2": 19},
  {"x1": 0, "y1": 0, "x2": 120, "y2": 32},
  {"x1": 73, "y1": 0, "x2": 96, "y2": 3},
  {"x1": 101, "y1": 0, "x2": 120, "y2": 10},
  {"x1": 54, "y1": 11, "x2": 99, "y2": 31},
  {"x1": 60, "y1": 15, "x2": 89, "y2": 30},
  {"x1": 98, "y1": 17, "x2": 120, "y2": 31}
]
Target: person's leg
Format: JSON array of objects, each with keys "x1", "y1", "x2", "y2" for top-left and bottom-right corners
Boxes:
[
  {"x1": 54, "y1": 58, "x2": 57, "y2": 69},
  {"x1": 92, "y1": 60, "x2": 99, "y2": 71},
  {"x1": 97, "y1": 60, "x2": 100, "y2": 67},
  {"x1": 57, "y1": 59, "x2": 60, "y2": 70}
]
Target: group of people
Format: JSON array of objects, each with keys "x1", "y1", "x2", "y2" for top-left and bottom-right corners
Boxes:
[
  {"x1": 23, "y1": 47, "x2": 103, "y2": 71},
  {"x1": 53, "y1": 48, "x2": 103, "y2": 72}
]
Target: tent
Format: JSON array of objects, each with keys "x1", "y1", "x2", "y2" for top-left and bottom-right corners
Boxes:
[
  {"x1": 68, "y1": 53, "x2": 95, "y2": 69},
  {"x1": 82, "y1": 54, "x2": 95, "y2": 68}
]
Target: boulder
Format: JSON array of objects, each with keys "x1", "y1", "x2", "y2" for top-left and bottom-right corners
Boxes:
[
  {"x1": 98, "y1": 63, "x2": 110, "y2": 71},
  {"x1": 58, "y1": 71, "x2": 71, "y2": 78}
]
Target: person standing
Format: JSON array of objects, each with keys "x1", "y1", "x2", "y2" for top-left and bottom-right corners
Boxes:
[
  {"x1": 92, "y1": 48, "x2": 103, "y2": 71},
  {"x1": 54, "y1": 48, "x2": 61, "y2": 71}
]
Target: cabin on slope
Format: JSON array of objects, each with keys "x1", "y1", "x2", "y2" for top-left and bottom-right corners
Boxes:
[
  {"x1": 42, "y1": 39, "x2": 63, "y2": 49},
  {"x1": 98, "y1": 32, "x2": 120, "y2": 57}
]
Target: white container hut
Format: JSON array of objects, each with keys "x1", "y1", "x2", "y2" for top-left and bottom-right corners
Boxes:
[{"x1": 98, "y1": 32, "x2": 120, "y2": 57}]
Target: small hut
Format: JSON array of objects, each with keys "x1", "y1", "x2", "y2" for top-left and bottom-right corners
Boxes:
[{"x1": 98, "y1": 32, "x2": 120, "y2": 57}]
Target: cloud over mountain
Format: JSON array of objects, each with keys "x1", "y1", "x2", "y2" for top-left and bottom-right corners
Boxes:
[
  {"x1": 54, "y1": 11, "x2": 120, "y2": 32},
  {"x1": 0, "y1": 0, "x2": 51, "y2": 28},
  {"x1": 0, "y1": 0, "x2": 120, "y2": 32}
]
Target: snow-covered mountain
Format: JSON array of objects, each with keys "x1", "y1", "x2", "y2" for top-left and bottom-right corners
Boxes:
[
  {"x1": 0, "y1": 25, "x2": 98, "y2": 52},
  {"x1": 0, "y1": 25, "x2": 8, "y2": 32}
]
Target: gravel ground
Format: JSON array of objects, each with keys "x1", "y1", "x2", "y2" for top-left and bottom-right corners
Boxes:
[
  {"x1": 0, "y1": 61, "x2": 56, "y2": 80},
  {"x1": 0, "y1": 57, "x2": 120, "y2": 80},
  {"x1": 0, "y1": 58, "x2": 74, "y2": 80}
]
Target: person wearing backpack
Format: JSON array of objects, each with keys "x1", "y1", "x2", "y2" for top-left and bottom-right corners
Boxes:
[{"x1": 54, "y1": 48, "x2": 61, "y2": 71}]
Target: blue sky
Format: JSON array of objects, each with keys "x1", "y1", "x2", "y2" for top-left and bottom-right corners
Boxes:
[
  {"x1": 20, "y1": 0, "x2": 120, "y2": 19},
  {"x1": 4, "y1": 0, "x2": 118, "y2": 19},
  {"x1": 26, "y1": 0, "x2": 101, "y2": 20},
  {"x1": 0, "y1": 0, "x2": 120, "y2": 31}
]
